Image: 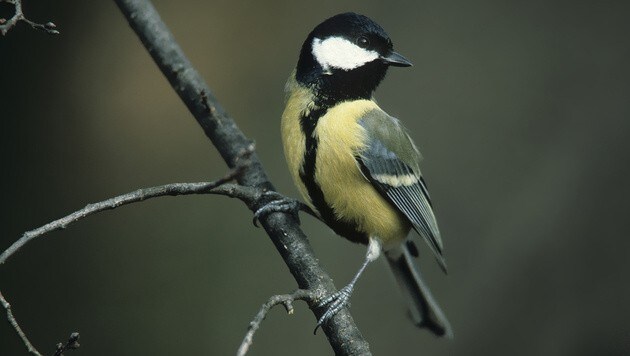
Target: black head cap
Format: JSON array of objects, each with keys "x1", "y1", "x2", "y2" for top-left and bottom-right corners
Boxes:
[{"x1": 295, "y1": 12, "x2": 411, "y2": 102}]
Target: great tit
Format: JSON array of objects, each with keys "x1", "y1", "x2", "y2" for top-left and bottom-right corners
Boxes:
[{"x1": 279, "y1": 12, "x2": 451, "y2": 336}]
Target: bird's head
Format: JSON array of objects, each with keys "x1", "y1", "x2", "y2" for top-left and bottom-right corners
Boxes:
[{"x1": 296, "y1": 12, "x2": 412, "y2": 102}]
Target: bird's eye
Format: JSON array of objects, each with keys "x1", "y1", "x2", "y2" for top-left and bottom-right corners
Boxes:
[{"x1": 356, "y1": 36, "x2": 370, "y2": 48}]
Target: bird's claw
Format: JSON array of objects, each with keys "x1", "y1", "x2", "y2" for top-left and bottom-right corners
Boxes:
[
  {"x1": 313, "y1": 285, "x2": 354, "y2": 334},
  {"x1": 252, "y1": 192, "x2": 301, "y2": 227}
]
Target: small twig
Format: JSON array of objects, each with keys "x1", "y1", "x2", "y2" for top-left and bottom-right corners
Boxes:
[
  {"x1": 0, "y1": 180, "x2": 229, "y2": 264},
  {"x1": 0, "y1": 0, "x2": 59, "y2": 35},
  {"x1": 53, "y1": 332, "x2": 80, "y2": 356},
  {"x1": 0, "y1": 152, "x2": 253, "y2": 265},
  {"x1": 236, "y1": 290, "x2": 316, "y2": 356},
  {"x1": 0, "y1": 290, "x2": 43, "y2": 356}
]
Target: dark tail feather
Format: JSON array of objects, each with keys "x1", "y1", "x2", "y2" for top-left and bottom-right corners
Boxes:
[{"x1": 385, "y1": 245, "x2": 453, "y2": 338}]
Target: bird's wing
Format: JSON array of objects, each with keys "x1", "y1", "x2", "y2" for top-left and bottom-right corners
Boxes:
[{"x1": 357, "y1": 109, "x2": 446, "y2": 271}]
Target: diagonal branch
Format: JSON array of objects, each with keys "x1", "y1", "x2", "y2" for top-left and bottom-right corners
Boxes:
[
  {"x1": 113, "y1": 0, "x2": 371, "y2": 354},
  {"x1": 0, "y1": 291, "x2": 42, "y2": 356}
]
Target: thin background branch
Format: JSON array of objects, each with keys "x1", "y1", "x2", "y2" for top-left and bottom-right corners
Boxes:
[
  {"x1": 0, "y1": 164, "x2": 250, "y2": 355},
  {"x1": 0, "y1": 0, "x2": 59, "y2": 35},
  {"x1": 0, "y1": 154, "x2": 249, "y2": 265},
  {"x1": 0, "y1": 291, "x2": 42, "y2": 356}
]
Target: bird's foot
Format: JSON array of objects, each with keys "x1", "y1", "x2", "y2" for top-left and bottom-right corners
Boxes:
[
  {"x1": 252, "y1": 191, "x2": 302, "y2": 227},
  {"x1": 314, "y1": 285, "x2": 354, "y2": 334}
]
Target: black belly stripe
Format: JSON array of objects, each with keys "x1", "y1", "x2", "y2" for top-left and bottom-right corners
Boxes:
[{"x1": 299, "y1": 104, "x2": 369, "y2": 245}]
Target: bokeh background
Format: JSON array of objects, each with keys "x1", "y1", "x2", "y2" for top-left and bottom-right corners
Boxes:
[{"x1": 1, "y1": 1, "x2": 629, "y2": 355}]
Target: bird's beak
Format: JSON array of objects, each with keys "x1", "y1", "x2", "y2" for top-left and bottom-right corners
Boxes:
[{"x1": 381, "y1": 51, "x2": 413, "y2": 67}]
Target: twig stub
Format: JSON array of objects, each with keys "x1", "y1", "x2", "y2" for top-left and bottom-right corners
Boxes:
[{"x1": 52, "y1": 332, "x2": 80, "y2": 356}]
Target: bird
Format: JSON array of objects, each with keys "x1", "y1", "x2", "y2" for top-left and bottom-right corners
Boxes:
[{"x1": 260, "y1": 12, "x2": 452, "y2": 337}]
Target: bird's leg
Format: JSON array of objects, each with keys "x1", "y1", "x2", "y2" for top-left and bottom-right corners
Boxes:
[
  {"x1": 252, "y1": 191, "x2": 319, "y2": 226},
  {"x1": 314, "y1": 237, "x2": 382, "y2": 333}
]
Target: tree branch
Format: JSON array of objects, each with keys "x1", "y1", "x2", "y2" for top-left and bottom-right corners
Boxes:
[
  {"x1": 113, "y1": 0, "x2": 371, "y2": 354},
  {"x1": 0, "y1": 0, "x2": 59, "y2": 35},
  {"x1": 0, "y1": 291, "x2": 42, "y2": 356},
  {"x1": 0, "y1": 160, "x2": 248, "y2": 265},
  {"x1": 237, "y1": 290, "x2": 317, "y2": 356},
  {"x1": 1, "y1": 157, "x2": 254, "y2": 355}
]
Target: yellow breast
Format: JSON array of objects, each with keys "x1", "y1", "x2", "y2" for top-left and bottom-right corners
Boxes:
[
  {"x1": 281, "y1": 76, "x2": 409, "y2": 248},
  {"x1": 313, "y1": 100, "x2": 410, "y2": 248}
]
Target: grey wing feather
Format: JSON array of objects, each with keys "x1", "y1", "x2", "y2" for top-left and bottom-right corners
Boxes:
[{"x1": 357, "y1": 110, "x2": 446, "y2": 271}]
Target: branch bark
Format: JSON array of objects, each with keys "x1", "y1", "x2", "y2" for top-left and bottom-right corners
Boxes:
[
  {"x1": 0, "y1": 163, "x2": 247, "y2": 265},
  {"x1": 0, "y1": 291, "x2": 42, "y2": 356},
  {"x1": 113, "y1": 0, "x2": 371, "y2": 354}
]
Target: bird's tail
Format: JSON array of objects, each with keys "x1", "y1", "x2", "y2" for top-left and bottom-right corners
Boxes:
[{"x1": 385, "y1": 244, "x2": 453, "y2": 338}]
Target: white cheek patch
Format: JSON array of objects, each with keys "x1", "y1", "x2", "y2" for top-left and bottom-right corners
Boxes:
[{"x1": 312, "y1": 36, "x2": 379, "y2": 72}]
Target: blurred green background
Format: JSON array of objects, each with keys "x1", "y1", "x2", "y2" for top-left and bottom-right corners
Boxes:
[{"x1": 1, "y1": 0, "x2": 629, "y2": 355}]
